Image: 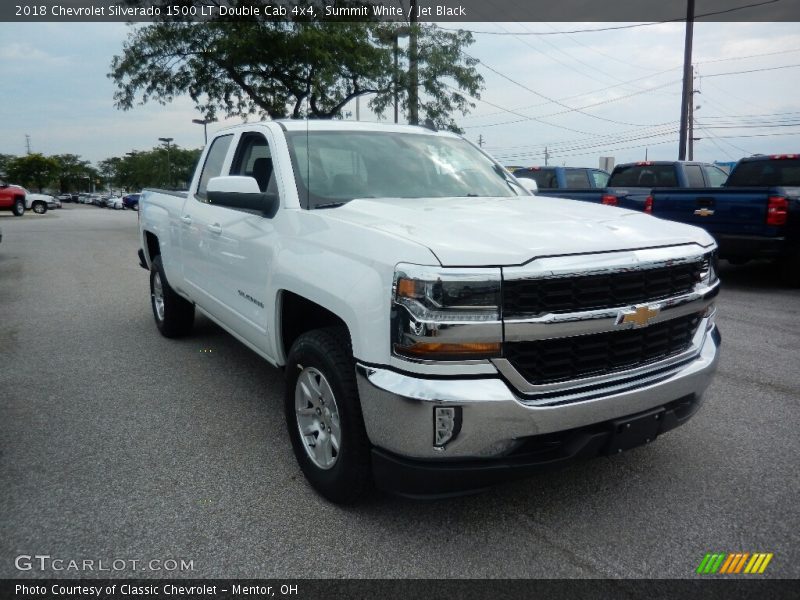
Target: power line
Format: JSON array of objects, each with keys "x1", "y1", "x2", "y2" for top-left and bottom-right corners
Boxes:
[
  {"x1": 463, "y1": 79, "x2": 680, "y2": 129},
  {"x1": 440, "y1": 0, "x2": 782, "y2": 36},
  {"x1": 465, "y1": 51, "x2": 663, "y2": 127},
  {"x1": 461, "y1": 65, "x2": 683, "y2": 122},
  {"x1": 702, "y1": 62, "x2": 800, "y2": 78}
]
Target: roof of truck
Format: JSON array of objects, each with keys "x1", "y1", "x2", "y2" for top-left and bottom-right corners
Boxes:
[{"x1": 215, "y1": 119, "x2": 460, "y2": 137}]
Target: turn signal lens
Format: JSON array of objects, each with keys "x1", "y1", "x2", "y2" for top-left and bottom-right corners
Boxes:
[{"x1": 395, "y1": 342, "x2": 501, "y2": 360}]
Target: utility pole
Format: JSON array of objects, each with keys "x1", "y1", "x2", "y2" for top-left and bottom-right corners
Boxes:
[
  {"x1": 678, "y1": 0, "x2": 695, "y2": 160},
  {"x1": 544, "y1": 146, "x2": 550, "y2": 166},
  {"x1": 688, "y1": 66, "x2": 695, "y2": 161},
  {"x1": 477, "y1": 134, "x2": 484, "y2": 148},
  {"x1": 408, "y1": 0, "x2": 419, "y2": 125},
  {"x1": 25, "y1": 134, "x2": 31, "y2": 154}
]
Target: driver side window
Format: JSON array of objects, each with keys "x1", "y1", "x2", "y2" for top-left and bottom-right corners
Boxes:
[{"x1": 230, "y1": 132, "x2": 278, "y2": 195}]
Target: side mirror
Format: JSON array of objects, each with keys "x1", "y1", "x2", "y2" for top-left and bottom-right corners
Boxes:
[
  {"x1": 517, "y1": 177, "x2": 538, "y2": 195},
  {"x1": 207, "y1": 176, "x2": 278, "y2": 216}
]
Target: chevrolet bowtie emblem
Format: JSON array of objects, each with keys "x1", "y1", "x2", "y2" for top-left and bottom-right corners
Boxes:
[
  {"x1": 616, "y1": 305, "x2": 661, "y2": 328},
  {"x1": 694, "y1": 207, "x2": 715, "y2": 217}
]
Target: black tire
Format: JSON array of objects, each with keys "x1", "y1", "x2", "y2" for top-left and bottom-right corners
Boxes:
[
  {"x1": 284, "y1": 327, "x2": 372, "y2": 504},
  {"x1": 32, "y1": 201, "x2": 47, "y2": 214},
  {"x1": 12, "y1": 198, "x2": 25, "y2": 216},
  {"x1": 149, "y1": 255, "x2": 194, "y2": 338}
]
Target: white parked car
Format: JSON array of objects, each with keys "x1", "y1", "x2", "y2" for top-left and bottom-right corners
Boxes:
[
  {"x1": 19, "y1": 188, "x2": 56, "y2": 214},
  {"x1": 107, "y1": 196, "x2": 124, "y2": 210}
]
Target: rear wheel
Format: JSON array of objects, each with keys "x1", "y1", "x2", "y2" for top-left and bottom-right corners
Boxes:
[
  {"x1": 150, "y1": 255, "x2": 194, "y2": 337},
  {"x1": 12, "y1": 198, "x2": 25, "y2": 216},
  {"x1": 32, "y1": 201, "x2": 47, "y2": 214},
  {"x1": 284, "y1": 327, "x2": 372, "y2": 504}
]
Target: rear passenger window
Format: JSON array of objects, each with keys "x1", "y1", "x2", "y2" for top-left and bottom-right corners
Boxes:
[
  {"x1": 564, "y1": 170, "x2": 591, "y2": 189},
  {"x1": 703, "y1": 166, "x2": 728, "y2": 187},
  {"x1": 684, "y1": 165, "x2": 705, "y2": 188},
  {"x1": 196, "y1": 134, "x2": 233, "y2": 202},
  {"x1": 592, "y1": 171, "x2": 610, "y2": 188}
]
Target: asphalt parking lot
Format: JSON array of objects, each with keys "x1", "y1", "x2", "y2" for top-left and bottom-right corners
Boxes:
[{"x1": 1, "y1": 205, "x2": 798, "y2": 579}]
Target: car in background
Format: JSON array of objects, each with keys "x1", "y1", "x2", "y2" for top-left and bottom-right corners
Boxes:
[
  {"x1": 107, "y1": 196, "x2": 124, "y2": 210},
  {"x1": 122, "y1": 193, "x2": 140, "y2": 210},
  {"x1": 20, "y1": 188, "x2": 56, "y2": 214},
  {"x1": 0, "y1": 179, "x2": 26, "y2": 216}
]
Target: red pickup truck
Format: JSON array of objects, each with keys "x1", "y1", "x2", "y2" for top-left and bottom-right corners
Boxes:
[{"x1": 0, "y1": 179, "x2": 26, "y2": 216}]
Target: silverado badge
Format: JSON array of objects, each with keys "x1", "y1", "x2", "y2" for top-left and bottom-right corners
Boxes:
[
  {"x1": 694, "y1": 207, "x2": 715, "y2": 217},
  {"x1": 616, "y1": 305, "x2": 661, "y2": 328}
]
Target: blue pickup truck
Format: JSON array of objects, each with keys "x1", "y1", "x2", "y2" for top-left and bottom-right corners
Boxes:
[
  {"x1": 650, "y1": 154, "x2": 799, "y2": 285},
  {"x1": 522, "y1": 161, "x2": 729, "y2": 212},
  {"x1": 511, "y1": 166, "x2": 609, "y2": 191}
]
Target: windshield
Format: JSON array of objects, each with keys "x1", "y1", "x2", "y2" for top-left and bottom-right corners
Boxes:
[{"x1": 285, "y1": 130, "x2": 524, "y2": 208}]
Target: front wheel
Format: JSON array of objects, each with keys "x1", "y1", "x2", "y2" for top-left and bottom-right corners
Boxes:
[
  {"x1": 149, "y1": 255, "x2": 194, "y2": 338},
  {"x1": 12, "y1": 198, "x2": 25, "y2": 216},
  {"x1": 32, "y1": 201, "x2": 47, "y2": 214},
  {"x1": 284, "y1": 327, "x2": 372, "y2": 504}
]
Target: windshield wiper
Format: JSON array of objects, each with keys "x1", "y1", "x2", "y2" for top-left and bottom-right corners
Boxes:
[{"x1": 314, "y1": 202, "x2": 347, "y2": 209}]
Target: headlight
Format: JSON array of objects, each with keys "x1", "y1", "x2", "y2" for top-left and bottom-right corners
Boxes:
[
  {"x1": 699, "y1": 249, "x2": 719, "y2": 286},
  {"x1": 392, "y1": 264, "x2": 502, "y2": 360}
]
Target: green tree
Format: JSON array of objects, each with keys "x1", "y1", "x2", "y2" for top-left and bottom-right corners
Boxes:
[
  {"x1": 100, "y1": 146, "x2": 202, "y2": 190},
  {"x1": 52, "y1": 154, "x2": 93, "y2": 193},
  {"x1": 6, "y1": 154, "x2": 60, "y2": 192},
  {"x1": 109, "y1": 5, "x2": 482, "y2": 131},
  {"x1": 0, "y1": 153, "x2": 15, "y2": 178}
]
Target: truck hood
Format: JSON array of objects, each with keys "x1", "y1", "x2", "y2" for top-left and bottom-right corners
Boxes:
[{"x1": 326, "y1": 196, "x2": 715, "y2": 266}]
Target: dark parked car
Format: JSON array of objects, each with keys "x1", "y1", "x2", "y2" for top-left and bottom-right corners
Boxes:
[{"x1": 122, "y1": 193, "x2": 141, "y2": 210}]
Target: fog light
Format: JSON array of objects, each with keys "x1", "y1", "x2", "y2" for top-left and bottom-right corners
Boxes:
[{"x1": 434, "y1": 406, "x2": 462, "y2": 448}]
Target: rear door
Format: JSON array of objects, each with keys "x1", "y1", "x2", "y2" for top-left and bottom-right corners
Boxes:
[{"x1": 180, "y1": 133, "x2": 235, "y2": 310}]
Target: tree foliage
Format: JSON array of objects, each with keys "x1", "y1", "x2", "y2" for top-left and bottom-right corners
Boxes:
[
  {"x1": 6, "y1": 154, "x2": 61, "y2": 192},
  {"x1": 109, "y1": 3, "x2": 483, "y2": 131},
  {"x1": 103, "y1": 146, "x2": 202, "y2": 189}
]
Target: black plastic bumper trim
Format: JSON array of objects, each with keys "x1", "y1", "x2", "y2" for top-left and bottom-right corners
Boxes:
[{"x1": 371, "y1": 394, "x2": 703, "y2": 499}]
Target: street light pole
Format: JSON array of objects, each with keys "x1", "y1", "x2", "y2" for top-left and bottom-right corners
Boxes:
[
  {"x1": 192, "y1": 118, "x2": 215, "y2": 145},
  {"x1": 158, "y1": 137, "x2": 173, "y2": 188}
]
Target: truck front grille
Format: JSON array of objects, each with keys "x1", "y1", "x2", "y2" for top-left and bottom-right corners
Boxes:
[
  {"x1": 503, "y1": 261, "x2": 703, "y2": 317},
  {"x1": 504, "y1": 312, "x2": 703, "y2": 385}
]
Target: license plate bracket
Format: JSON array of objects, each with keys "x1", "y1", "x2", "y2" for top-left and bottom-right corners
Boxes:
[{"x1": 605, "y1": 408, "x2": 665, "y2": 454}]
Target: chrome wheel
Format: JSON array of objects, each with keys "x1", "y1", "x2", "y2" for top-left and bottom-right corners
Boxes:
[
  {"x1": 295, "y1": 367, "x2": 341, "y2": 470},
  {"x1": 152, "y1": 272, "x2": 165, "y2": 322}
]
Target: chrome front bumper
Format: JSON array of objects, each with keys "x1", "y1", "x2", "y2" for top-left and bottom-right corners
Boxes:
[{"x1": 356, "y1": 322, "x2": 720, "y2": 460}]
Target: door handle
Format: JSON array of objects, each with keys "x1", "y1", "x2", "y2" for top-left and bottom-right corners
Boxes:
[
  {"x1": 207, "y1": 223, "x2": 222, "y2": 235},
  {"x1": 180, "y1": 215, "x2": 192, "y2": 225}
]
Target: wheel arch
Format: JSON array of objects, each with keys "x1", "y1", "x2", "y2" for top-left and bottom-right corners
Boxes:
[{"x1": 278, "y1": 291, "x2": 352, "y2": 365}]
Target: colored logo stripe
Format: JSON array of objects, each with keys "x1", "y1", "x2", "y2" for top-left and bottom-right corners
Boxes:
[{"x1": 697, "y1": 552, "x2": 773, "y2": 574}]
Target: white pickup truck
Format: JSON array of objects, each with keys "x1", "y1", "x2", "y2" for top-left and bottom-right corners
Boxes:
[{"x1": 137, "y1": 121, "x2": 720, "y2": 503}]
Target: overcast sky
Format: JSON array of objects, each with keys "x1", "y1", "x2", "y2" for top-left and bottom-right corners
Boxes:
[{"x1": 1, "y1": 20, "x2": 798, "y2": 169}]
